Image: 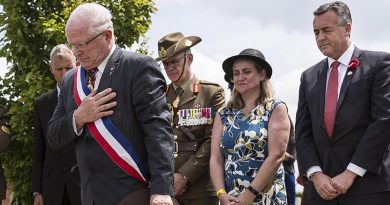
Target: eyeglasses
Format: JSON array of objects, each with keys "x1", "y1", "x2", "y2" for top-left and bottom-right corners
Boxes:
[
  {"x1": 161, "y1": 54, "x2": 186, "y2": 70},
  {"x1": 68, "y1": 31, "x2": 105, "y2": 50}
]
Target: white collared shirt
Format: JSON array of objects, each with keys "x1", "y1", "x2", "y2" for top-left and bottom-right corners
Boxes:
[
  {"x1": 92, "y1": 44, "x2": 117, "y2": 88},
  {"x1": 56, "y1": 85, "x2": 60, "y2": 97},
  {"x1": 326, "y1": 43, "x2": 355, "y2": 97}
]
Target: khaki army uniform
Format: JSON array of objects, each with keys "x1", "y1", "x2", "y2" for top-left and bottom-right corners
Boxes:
[{"x1": 166, "y1": 74, "x2": 225, "y2": 203}]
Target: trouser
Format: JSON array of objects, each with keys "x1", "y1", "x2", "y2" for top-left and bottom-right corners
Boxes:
[
  {"x1": 284, "y1": 173, "x2": 296, "y2": 205},
  {"x1": 62, "y1": 188, "x2": 71, "y2": 205},
  {"x1": 311, "y1": 191, "x2": 390, "y2": 205}
]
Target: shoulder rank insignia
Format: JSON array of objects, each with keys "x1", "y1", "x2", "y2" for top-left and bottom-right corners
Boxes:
[{"x1": 193, "y1": 82, "x2": 200, "y2": 94}]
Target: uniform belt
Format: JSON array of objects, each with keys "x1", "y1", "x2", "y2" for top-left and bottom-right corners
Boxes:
[
  {"x1": 178, "y1": 126, "x2": 196, "y2": 141},
  {"x1": 176, "y1": 141, "x2": 198, "y2": 152}
]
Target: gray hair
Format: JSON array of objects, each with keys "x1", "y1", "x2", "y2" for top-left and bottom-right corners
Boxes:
[
  {"x1": 67, "y1": 3, "x2": 114, "y2": 36},
  {"x1": 50, "y1": 44, "x2": 76, "y2": 63},
  {"x1": 314, "y1": 1, "x2": 352, "y2": 26}
]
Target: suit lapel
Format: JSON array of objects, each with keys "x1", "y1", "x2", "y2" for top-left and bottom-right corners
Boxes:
[
  {"x1": 97, "y1": 47, "x2": 122, "y2": 92},
  {"x1": 317, "y1": 59, "x2": 328, "y2": 126},
  {"x1": 48, "y1": 89, "x2": 58, "y2": 112},
  {"x1": 178, "y1": 76, "x2": 198, "y2": 107},
  {"x1": 336, "y1": 48, "x2": 363, "y2": 113}
]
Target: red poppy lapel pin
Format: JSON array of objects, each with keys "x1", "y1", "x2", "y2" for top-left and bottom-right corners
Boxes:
[{"x1": 347, "y1": 59, "x2": 360, "y2": 75}]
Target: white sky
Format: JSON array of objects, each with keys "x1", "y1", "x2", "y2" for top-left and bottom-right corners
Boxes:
[
  {"x1": 1, "y1": 1, "x2": 390, "y2": 118},
  {"x1": 143, "y1": 0, "x2": 390, "y2": 123}
]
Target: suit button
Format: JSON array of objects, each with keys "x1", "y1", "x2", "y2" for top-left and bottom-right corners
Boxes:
[{"x1": 90, "y1": 169, "x2": 95, "y2": 175}]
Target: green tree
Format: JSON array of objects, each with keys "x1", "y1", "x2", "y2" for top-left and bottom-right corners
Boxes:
[{"x1": 0, "y1": 0, "x2": 156, "y2": 203}]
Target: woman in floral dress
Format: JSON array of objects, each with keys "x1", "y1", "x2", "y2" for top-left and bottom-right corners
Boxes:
[{"x1": 210, "y1": 48, "x2": 290, "y2": 205}]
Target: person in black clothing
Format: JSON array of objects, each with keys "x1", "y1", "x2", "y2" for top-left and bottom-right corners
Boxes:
[{"x1": 0, "y1": 105, "x2": 11, "y2": 204}]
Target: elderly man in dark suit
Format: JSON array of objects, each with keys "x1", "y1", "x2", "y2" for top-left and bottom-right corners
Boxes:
[
  {"x1": 296, "y1": 1, "x2": 390, "y2": 205},
  {"x1": 31, "y1": 44, "x2": 80, "y2": 205},
  {"x1": 47, "y1": 3, "x2": 174, "y2": 205}
]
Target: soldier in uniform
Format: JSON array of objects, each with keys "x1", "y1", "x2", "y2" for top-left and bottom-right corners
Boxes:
[
  {"x1": 156, "y1": 32, "x2": 225, "y2": 205},
  {"x1": 0, "y1": 105, "x2": 11, "y2": 204}
]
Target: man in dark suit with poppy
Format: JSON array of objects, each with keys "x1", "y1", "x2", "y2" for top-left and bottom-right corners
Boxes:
[{"x1": 296, "y1": 1, "x2": 390, "y2": 205}]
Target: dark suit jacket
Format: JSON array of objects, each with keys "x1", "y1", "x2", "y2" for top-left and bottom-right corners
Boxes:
[
  {"x1": 31, "y1": 89, "x2": 81, "y2": 205},
  {"x1": 0, "y1": 161, "x2": 5, "y2": 200},
  {"x1": 47, "y1": 47, "x2": 174, "y2": 205},
  {"x1": 296, "y1": 47, "x2": 390, "y2": 198},
  {"x1": 166, "y1": 75, "x2": 225, "y2": 199}
]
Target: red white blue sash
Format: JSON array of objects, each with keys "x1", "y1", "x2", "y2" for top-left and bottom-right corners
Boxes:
[{"x1": 73, "y1": 67, "x2": 147, "y2": 183}]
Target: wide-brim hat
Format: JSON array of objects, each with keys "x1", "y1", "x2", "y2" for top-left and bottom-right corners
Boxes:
[
  {"x1": 156, "y1": 32, "x2": 201, "y2": 61},
  {"x1": 222, "y1": 48, "x2": 273, "y2": 82}
]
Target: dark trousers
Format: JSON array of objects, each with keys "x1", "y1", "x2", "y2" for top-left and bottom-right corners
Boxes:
[
  {"x1": 311, "y1": 191, "x2": 390, "y2": 205},
  {"x1": 62, "y1": 188, "x2": 71, "y2": 205},
  {"x1": 0, "y1": 164, "x2": 6, "y2": 200},
  {"x1": 285, "y1": 173, "x2": 296, "y2": 205},
  {"x1": 118, "y1": 186, "x2": 150, "y2": 205}
]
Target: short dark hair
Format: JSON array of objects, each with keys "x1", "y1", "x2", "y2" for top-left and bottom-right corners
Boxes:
[{"x1": 314, "y1": 1, "x2": 352, "y2": 26}]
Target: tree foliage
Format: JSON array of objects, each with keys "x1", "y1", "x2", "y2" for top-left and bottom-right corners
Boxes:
[{"x1": 0, "y1": 0, "x2": 156, "y2": 203}]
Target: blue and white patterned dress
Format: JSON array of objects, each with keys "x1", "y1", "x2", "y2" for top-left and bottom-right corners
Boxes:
[{"x1": 219, "y1": 99, "x2": 287, "y2": 205}]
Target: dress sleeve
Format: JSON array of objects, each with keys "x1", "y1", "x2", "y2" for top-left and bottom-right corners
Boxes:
[{"x1": 267, "y1": 99, "x2": 287, "y2": 118}]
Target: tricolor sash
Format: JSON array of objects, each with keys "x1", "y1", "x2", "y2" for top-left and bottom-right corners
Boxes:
[{"x1": 73, "y1": 67, "x2": 147, "y2": 183}]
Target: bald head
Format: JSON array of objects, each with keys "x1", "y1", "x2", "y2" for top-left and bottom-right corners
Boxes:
[
  {"x1": 66, "y1": 3, "x2": 114, "y2": 36},
  {"x1": 65, "y1": 3, "x2": 115, "y2": 69}
]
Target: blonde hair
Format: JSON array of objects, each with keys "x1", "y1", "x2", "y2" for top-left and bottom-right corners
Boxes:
[{"x1": 226, "y1": 59, "x2": 274, "y2": 109}]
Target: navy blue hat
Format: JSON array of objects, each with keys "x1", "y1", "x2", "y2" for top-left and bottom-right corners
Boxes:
[{"x1": 222, "y1": 48, "x2": 273, "y2": 82}]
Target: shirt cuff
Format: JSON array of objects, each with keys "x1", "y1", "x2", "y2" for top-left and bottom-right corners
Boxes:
[
  {"x1": 72, "y1": 113, "x2": 83, "y2": 136},
  {"x1": 32, "y1": 192, "x2": 41, "y2": 197},
  {"x1": 307, "y1": 166, "x2": 322, "y2": 180},
  {"x1": 347, "y1": 163, "x2": 367, "y2": 177}
]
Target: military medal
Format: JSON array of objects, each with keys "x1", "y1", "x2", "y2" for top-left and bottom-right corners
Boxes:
[{"x1": 173, "y1": 96, "x2": 180, "y2": 108}]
